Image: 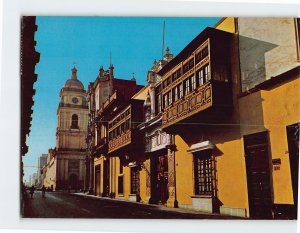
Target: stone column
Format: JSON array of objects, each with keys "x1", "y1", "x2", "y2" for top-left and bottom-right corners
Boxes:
[
  {"x1": 144, "y1": 159, "x2": 151, "y2": 203},
  {"x1": 64, "y1": 159, "x2": 68, "y2": 190},
  {"x1": 84, "y1": 155, "x2": 90, "y2": 192},
  {"x1": 89, "y1": 156, "x2": 94, "y2": 194},
  {"x1": 167, "y1": 135, "x2": 178, "y2": 208}
]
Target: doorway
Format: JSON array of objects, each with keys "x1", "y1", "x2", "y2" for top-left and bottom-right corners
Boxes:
[
  {"x1": 150, "y1": 153, "x2": 169, "y2": 205},
  {"x1": 69, "y1": 174, "x2": 78, "y2": 190},
  {"x1": 102, "y1": 159, "x2": 110, "y2": 197},
  {"x1": 95, "y1": 165, "x2": 101, "y2": 196},
  {"x1": 244, "y1": 131, "x2": 273, "y2": 219}
]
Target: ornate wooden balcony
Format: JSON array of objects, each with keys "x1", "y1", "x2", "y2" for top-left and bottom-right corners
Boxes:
[
  {"x1": 162, "y1": 80, "x2": 232, "y2": 131},
  {"x1": 108, "y1": 130, "x2": 131, "y2": 153},
  {"x1": 107, "y1": 100, "x2": 144, "y2": 156}
]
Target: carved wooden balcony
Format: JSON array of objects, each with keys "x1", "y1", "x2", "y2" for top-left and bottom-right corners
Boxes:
[
  {"x1": 107, "y1": 100, "x2": 144, "y2": 156},
  {"x1": 162, "y1": 80, "x2": 232, "y2": 132}
]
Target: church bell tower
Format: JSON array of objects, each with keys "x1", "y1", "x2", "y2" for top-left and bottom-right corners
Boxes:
[{"x1": 54, "y1": 67, "x2": 88, "y2": 190}]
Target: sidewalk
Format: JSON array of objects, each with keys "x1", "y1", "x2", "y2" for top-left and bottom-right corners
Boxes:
[{"x1": 72, "y1": 192, "x2": 242, "y2": 219}]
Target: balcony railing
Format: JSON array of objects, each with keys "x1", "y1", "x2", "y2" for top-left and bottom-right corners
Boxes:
[
  {"x1": 162, "y1": 81, "x2": 224, "y2": 129},
  {"x1": 108, "y1": 130, "x2": 131, "y2": 153}
]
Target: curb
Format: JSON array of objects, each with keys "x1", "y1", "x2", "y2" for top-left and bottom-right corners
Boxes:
[{"x1": 71, "y1": 192, "x2": 242, "y2": 219}]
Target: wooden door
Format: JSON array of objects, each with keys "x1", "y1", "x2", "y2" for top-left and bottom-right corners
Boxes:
[
  {"x1": 103, "y1": 159, "x2": 110, "y2": 197},
  {"x1": 287, "y1": 123, "x2": 299, "y2": 219},
  {"x1": 244, "y1": 132, "x2": 273, "y2": 219}
]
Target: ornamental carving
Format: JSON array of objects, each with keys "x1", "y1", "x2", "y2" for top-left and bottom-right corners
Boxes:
[
  {"x1": 108, "y1": 130, "x2": 131, "y2": 153},
  {"x1": 162, "y1": 82, "x2": 212, "y2": 128}
]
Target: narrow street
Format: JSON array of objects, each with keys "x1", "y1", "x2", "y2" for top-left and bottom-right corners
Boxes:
[{"x1": 23, "y1": 191, "x2": 238, "y2": 219}]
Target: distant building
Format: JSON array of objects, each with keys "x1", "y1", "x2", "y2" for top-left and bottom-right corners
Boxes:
[
  {"x1": 30, "y1": 173, "x2": 38, "y2": 187},
  {"x1": 37, "y1": 154, "x2": 47, "y2": 187},
  {"x1": 43, "y1": 67, "x2": 88, "y2": 190}
]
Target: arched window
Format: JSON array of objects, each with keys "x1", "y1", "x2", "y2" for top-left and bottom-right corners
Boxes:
[{"x1": 71, "y1": 114, "x2": 79, "y2": 129}]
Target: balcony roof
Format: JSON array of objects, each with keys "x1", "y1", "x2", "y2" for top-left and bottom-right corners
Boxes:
[{"x1": 157, "y1": 27, "x2": 233, "y2": 76}]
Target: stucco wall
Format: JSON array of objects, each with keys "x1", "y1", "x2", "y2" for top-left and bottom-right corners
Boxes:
[{"x1": 238, "y1": 18, "x2": 299, "y2": 91}]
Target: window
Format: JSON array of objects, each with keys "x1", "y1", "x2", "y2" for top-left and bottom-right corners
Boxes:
[
  {"x1": 204, "y1": 64, "x2": 210, "y2": 81},
  {"x1": 172, "y1": 72, "x2": 177, "y2": 81},
  {"x1": 195, "y1": 51, "x2": 202, "y2": 64},
  {"x1": 131, "y1": 167, "x2": 140, "y2": 194},
  {"x1": 185, "y1": 79, "x2": 190, "y2": 94},
  {"x1": 198, "y1": 69, "x2": 204, "y2": 86},
  {"x1": 164, "y1": 93, "x2": 168, "y2": 108},
  {"x1": 168, "y1": 91, "x2": 172, "y2": 105},
  {"x1": 193, "y1": 150, "x2": 215, "y2": 196},
  {"x1": 197, "y1": 64, "x2": 210, "y2": 86},
  {"x1": 173, "y1": 86, "x2": 178, "y2": 102},
  {"x1": 191, "y1": 75, "x2": 196, "y2": 91},
  {"x1": 189, "y1": 58, "x2": 194, "y2": 69},
  {"x1": 179, "y1": 83, "x2": 183, "y2": 99},
  {"x1": 202, "y1": 46, "x2": 208, "y2": 57},
  {"x1": 183, "y1": 63, "x2": 189, "y2": 74},
  {"x1": 71, "y1": 114, "x2": 79, "y2": 129}
]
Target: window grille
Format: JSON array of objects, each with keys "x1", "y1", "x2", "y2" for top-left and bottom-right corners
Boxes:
[
  {"x1": 131, "y1": 167, "x2": 140, "y2": 194},
  {"x1": 193, "y1": 151, "x2": 215, "y2": 196}
]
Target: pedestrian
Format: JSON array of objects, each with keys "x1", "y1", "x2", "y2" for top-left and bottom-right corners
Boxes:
[
  {"x1": 29, "y1": 185, "x2": 35, "y2": 199},
  {"x1": 42, "y1": 185, "x2": 46, "y2": 198}
]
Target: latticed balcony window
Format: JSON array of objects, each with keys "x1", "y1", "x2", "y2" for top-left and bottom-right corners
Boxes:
[
  {"x1": 185, "y1": 79, "x2": 190, "y2": 94},
  {"x1": 193, "y1": 150, "x2": 215, "y2": 196},
  {"x1": 173, "y1": 86, "x2": 178, "y2": 102}
]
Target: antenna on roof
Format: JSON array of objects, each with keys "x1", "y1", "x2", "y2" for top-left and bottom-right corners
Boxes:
[{"x1": 161, "y1": 20, "x2": 165, "y2": 60}]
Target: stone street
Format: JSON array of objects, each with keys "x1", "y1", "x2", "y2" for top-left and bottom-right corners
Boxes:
[{"x1": 23, "y1": 191, "x2": 239, "y2": 219}]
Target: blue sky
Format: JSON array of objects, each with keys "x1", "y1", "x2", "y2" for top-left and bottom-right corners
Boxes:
[{"x1": 23, "y1": 16, "x2": 221, "y2": 183}]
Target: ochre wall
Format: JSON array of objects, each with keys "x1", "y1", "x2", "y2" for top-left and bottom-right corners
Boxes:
[
  {"x1": 174, "y1": 135, "x2": 193, "y2": 205},
  {"x1": 262, "y1": 78, "x2": 299, "y2": 204},
  {"x1": 215, "y1": 17, "x2": 236, "y2": 33},
  {"x1": 214, "y1": 136, "x2": 248, "y2": 214},
  {"x1": 239, "y1": 77, "x2": 300, "y2": 204}
]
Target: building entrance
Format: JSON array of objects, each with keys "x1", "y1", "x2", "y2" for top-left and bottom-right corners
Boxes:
[
  {"x1": 244, "y1": 131, "x2": 273, "y2": 219},
  {"x1": 102, "y1": 159, "x2": 110, "y2": 197},
  {"x1": 95, "y1": 165, "x2": 101, "y2": 196},
  {"x1": 69, "y1": 174, "x2": 78, "y2": 190},
  {"x1": 150, "y1": 153, "x2": 169, "y2": 205}
]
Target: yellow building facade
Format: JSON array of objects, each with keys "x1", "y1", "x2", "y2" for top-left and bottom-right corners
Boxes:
[{"x1": 88, "y1": 18, "x2": 299, "y2": 219}]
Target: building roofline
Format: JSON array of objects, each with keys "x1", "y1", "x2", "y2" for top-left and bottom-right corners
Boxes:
[
  {"x1": 131, "y1": 84, "x2": 150, "y2": 100},
  {"x1": 157, "y1": 27, "x2": 233, "y2": 76},
  {"x1": 239, "y1": 66, "x2": 300, "y2": 98}
]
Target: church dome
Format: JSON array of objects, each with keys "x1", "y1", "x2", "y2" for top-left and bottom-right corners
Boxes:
[{"x1": 64, "y1": 67, "x2": 84, "y2": 90}]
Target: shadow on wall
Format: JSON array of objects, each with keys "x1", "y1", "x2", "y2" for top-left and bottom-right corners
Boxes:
[{"x1": 239, "y1": 35, "x2": 278, "y2": 92}]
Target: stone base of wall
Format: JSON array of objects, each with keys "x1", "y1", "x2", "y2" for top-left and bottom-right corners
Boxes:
[
  {"x1": 220, "y1": 206, "x2": 247, "y2": 218},
  {"x1": 191, "y1": 196, "x2": 213, "y2": 213},
  {"x1": 129, "y1": 194, "x2": 139, "y2": 202}
]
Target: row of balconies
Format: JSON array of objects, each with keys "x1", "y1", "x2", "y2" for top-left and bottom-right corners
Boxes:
[{"x1": 88, "y1": 27, "x2": 234, "y2": 156}]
